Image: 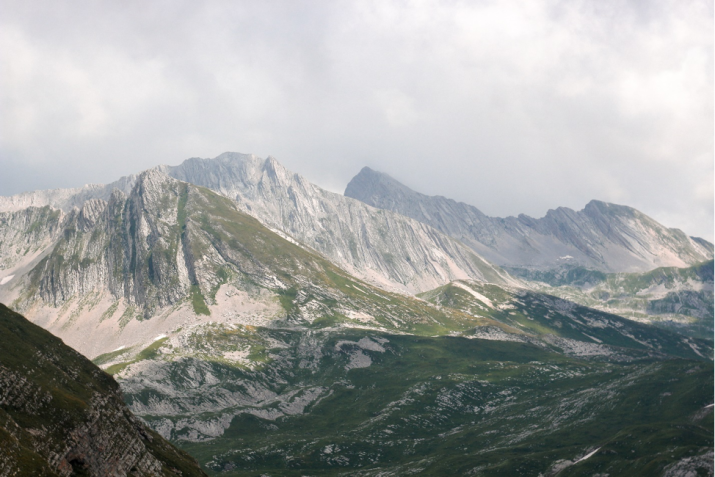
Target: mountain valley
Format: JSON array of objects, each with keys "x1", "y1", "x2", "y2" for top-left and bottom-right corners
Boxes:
[{"x1": 0, "y1": 152, "x2": 712, "y2": 476}]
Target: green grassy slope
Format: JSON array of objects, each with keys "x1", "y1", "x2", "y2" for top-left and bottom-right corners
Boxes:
[{"x1": 167, "y1": 329, "x2": 713, "y2": 476}]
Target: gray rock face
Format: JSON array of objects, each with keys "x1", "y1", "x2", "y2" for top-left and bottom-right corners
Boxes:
[
  {"x1": 0, "y1": 206, "x2": 64, "y2": 271},
  {"x1": 157, "y1": 153, "x2": 511, "y2": 293},
  {"x1": 9, "y1": 168, "x2": 328, "y2": 316},
  {"x1": 345, "y1": 167, "x2": 714, "y2": 273}
]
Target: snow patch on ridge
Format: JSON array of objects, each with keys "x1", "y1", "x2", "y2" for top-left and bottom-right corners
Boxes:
[
  {"x1": 452, "y1": 281, "x2": 494, "y2": 308},
  {"x1": 267, "y1": 226, "x2": 301, "y2": 247},
  {"x1": 574, "y1": 447, "x2": 601, "y2": 464}
]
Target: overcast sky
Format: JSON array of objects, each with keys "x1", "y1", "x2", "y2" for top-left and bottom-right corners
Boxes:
[{"x1": 1, "y1": 0, "x2": 713, "y2": 240}]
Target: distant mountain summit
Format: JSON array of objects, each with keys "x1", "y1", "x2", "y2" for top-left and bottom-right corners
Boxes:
[{"x1": 345, "y1": 167, "x2": 713, "y2": 273}]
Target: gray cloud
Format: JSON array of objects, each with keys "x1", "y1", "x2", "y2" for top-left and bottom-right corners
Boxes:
[{"x1": 1, "y1": 0, "x2": 712, "y2": 240}]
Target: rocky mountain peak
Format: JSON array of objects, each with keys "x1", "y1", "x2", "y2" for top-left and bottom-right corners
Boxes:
[
  {"x1": 260, "y1": 155, "x2": 296, "y2": 187},
  {"x1": 134, "y1": 167, "x2": 176, "y2": 194},
  {"x1": 347, "y1": 166, "x2": 388, "y2": 188},
  {"x1": 583, "y1": 199, "x2": 638, "y2": 219},
  {"x1": 346, "y1": 166, "x2": 418, "y2": 202}
]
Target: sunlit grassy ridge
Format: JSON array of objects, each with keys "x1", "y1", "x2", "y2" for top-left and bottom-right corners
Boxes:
[{"x1": 181, "y1": 184, "x2": 506, "y2": 336}]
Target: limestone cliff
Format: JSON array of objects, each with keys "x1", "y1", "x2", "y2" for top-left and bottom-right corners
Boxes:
[{"x1": 0, "y1": 155, "x2": 512, "y2": 296}]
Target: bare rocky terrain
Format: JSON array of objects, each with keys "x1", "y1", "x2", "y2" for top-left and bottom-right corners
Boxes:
[{"x1": 0, "y1": 154, "x2": 512, "y2": 296}]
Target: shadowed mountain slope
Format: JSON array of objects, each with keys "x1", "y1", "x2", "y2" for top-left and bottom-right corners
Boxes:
[
  {"x1": 510, "y1": 260, "x2": 714, "y2": 340},
  {"x1": 417, "y1": 279, "x2": 712, "y2": 360},
  {"x1": 179, "y1": 335, "x2": 712, "y2": 476},
  {"x1": 0, "y1": 303, "x2": 206, "y2": 476}
]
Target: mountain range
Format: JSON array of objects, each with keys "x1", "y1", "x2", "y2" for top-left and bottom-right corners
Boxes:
[
  {"x1": 0, "y1": 153, "x2": 512, "y2": 296},
  {"x1": 345, "y1": 166, "x2": 713, "y2": 273},
  {"x1": 0, "y1": 152, "x2": 712, "y2": 476}
]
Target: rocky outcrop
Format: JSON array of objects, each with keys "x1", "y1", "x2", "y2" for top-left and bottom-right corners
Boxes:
[
  {"x1": 17, "y1": 171, "x2": 193, "y2": 316},
  {"x1": 13, "y1": 168, "x2": 302, "y2": 316},
  {"x1": 345, "y1": 167, "x2": 714, "y2": 273},
  {"x1": 0, "y1": 206, "x2": 64, "y2": 272},
  {"x1": 0, "y1": 303, "x2": 206, "y2": 476}
]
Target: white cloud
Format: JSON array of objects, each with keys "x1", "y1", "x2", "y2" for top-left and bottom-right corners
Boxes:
[{"x1": 0, "y1": 0, "x2": 711, "y2": 240}]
